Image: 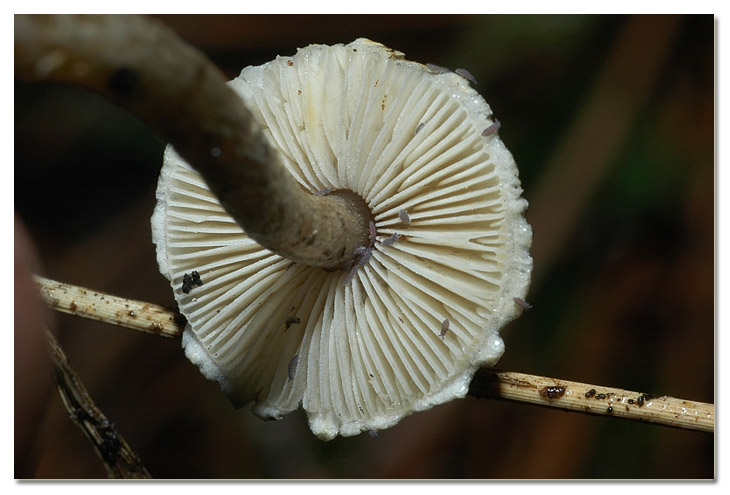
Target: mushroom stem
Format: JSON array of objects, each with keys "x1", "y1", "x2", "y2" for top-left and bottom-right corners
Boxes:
[
  {"x1": 34, "y1": 275, "x2": 716, "y2": 435},
  {"x1": 14, "y1": 14, "x2": 369, "y2": 269}
]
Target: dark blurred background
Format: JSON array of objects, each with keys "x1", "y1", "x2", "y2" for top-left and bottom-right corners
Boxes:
[{"x1": 15, "y1": 14, "x2": 714, "y2": 479}]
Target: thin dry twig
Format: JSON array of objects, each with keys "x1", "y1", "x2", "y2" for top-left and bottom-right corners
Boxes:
[
  {"x1": 35, "y1": 275, "x2": 184, "y2": 339},
  {"x1": 47, "y1": 328, "x2": 152, "y2": 479},
  {"x1": 35, "y1": 276, "x2": 715, "y2": 434},
  {"x1": 14, "y1": 14, "x2": 370, "y2": 269},
  {"x1": 469, "y1": 368, "x2": 714, "y2": 434}
]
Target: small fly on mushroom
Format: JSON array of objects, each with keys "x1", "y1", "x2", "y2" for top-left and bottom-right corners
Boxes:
[
  {"x1": 398, "y1": 208, "x2": 411, "y2": 225},
  {"x1": 439, "y1": 319, "x2": 450, "y2": 339},
  {"x1": 287, "y1": 354, "x2": 299, "y2": 381},
  {"x1": 426, "y1": 63, "x2": 451, "y2": 75},
  {"x1": 381, "y1": 233, "x2": 401, "y2": 247},
  {"x1": 343, "y1": 245, "x2": 373, "y2": 284},
  {"x1": 313, "y1": 187, "x2": 332, "y2": 196},
  {"x1": 482, "y1": 119, "x2": 502, "y2": 137},
  {"x1": 454, "y1": 68, "x2": 477, "y2": 85},
  {"x1": 513, "y1": 297, "x2": 533, "y2": 310},
  {"x1": 369, "y1": 221, "x2": 377, "y2": 245}
]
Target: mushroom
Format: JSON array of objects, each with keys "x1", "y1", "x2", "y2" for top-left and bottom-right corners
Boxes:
[{"x1": 152, "y1": 39, "x2": 532, "y2": 440}]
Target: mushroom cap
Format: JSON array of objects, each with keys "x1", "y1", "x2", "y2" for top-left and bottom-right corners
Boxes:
[{"x1": 151, "y1": 39, "x2": 532, "y2": 440}]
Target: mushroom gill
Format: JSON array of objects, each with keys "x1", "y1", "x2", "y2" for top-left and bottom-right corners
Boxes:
[{"x1": 152, "y1": 38, "x2": 532, "y2": 440}]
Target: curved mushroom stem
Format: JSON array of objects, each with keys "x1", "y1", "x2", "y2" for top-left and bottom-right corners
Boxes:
[{"x1": 14, "y1": 14, "x2": 370, "y2": 269}]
